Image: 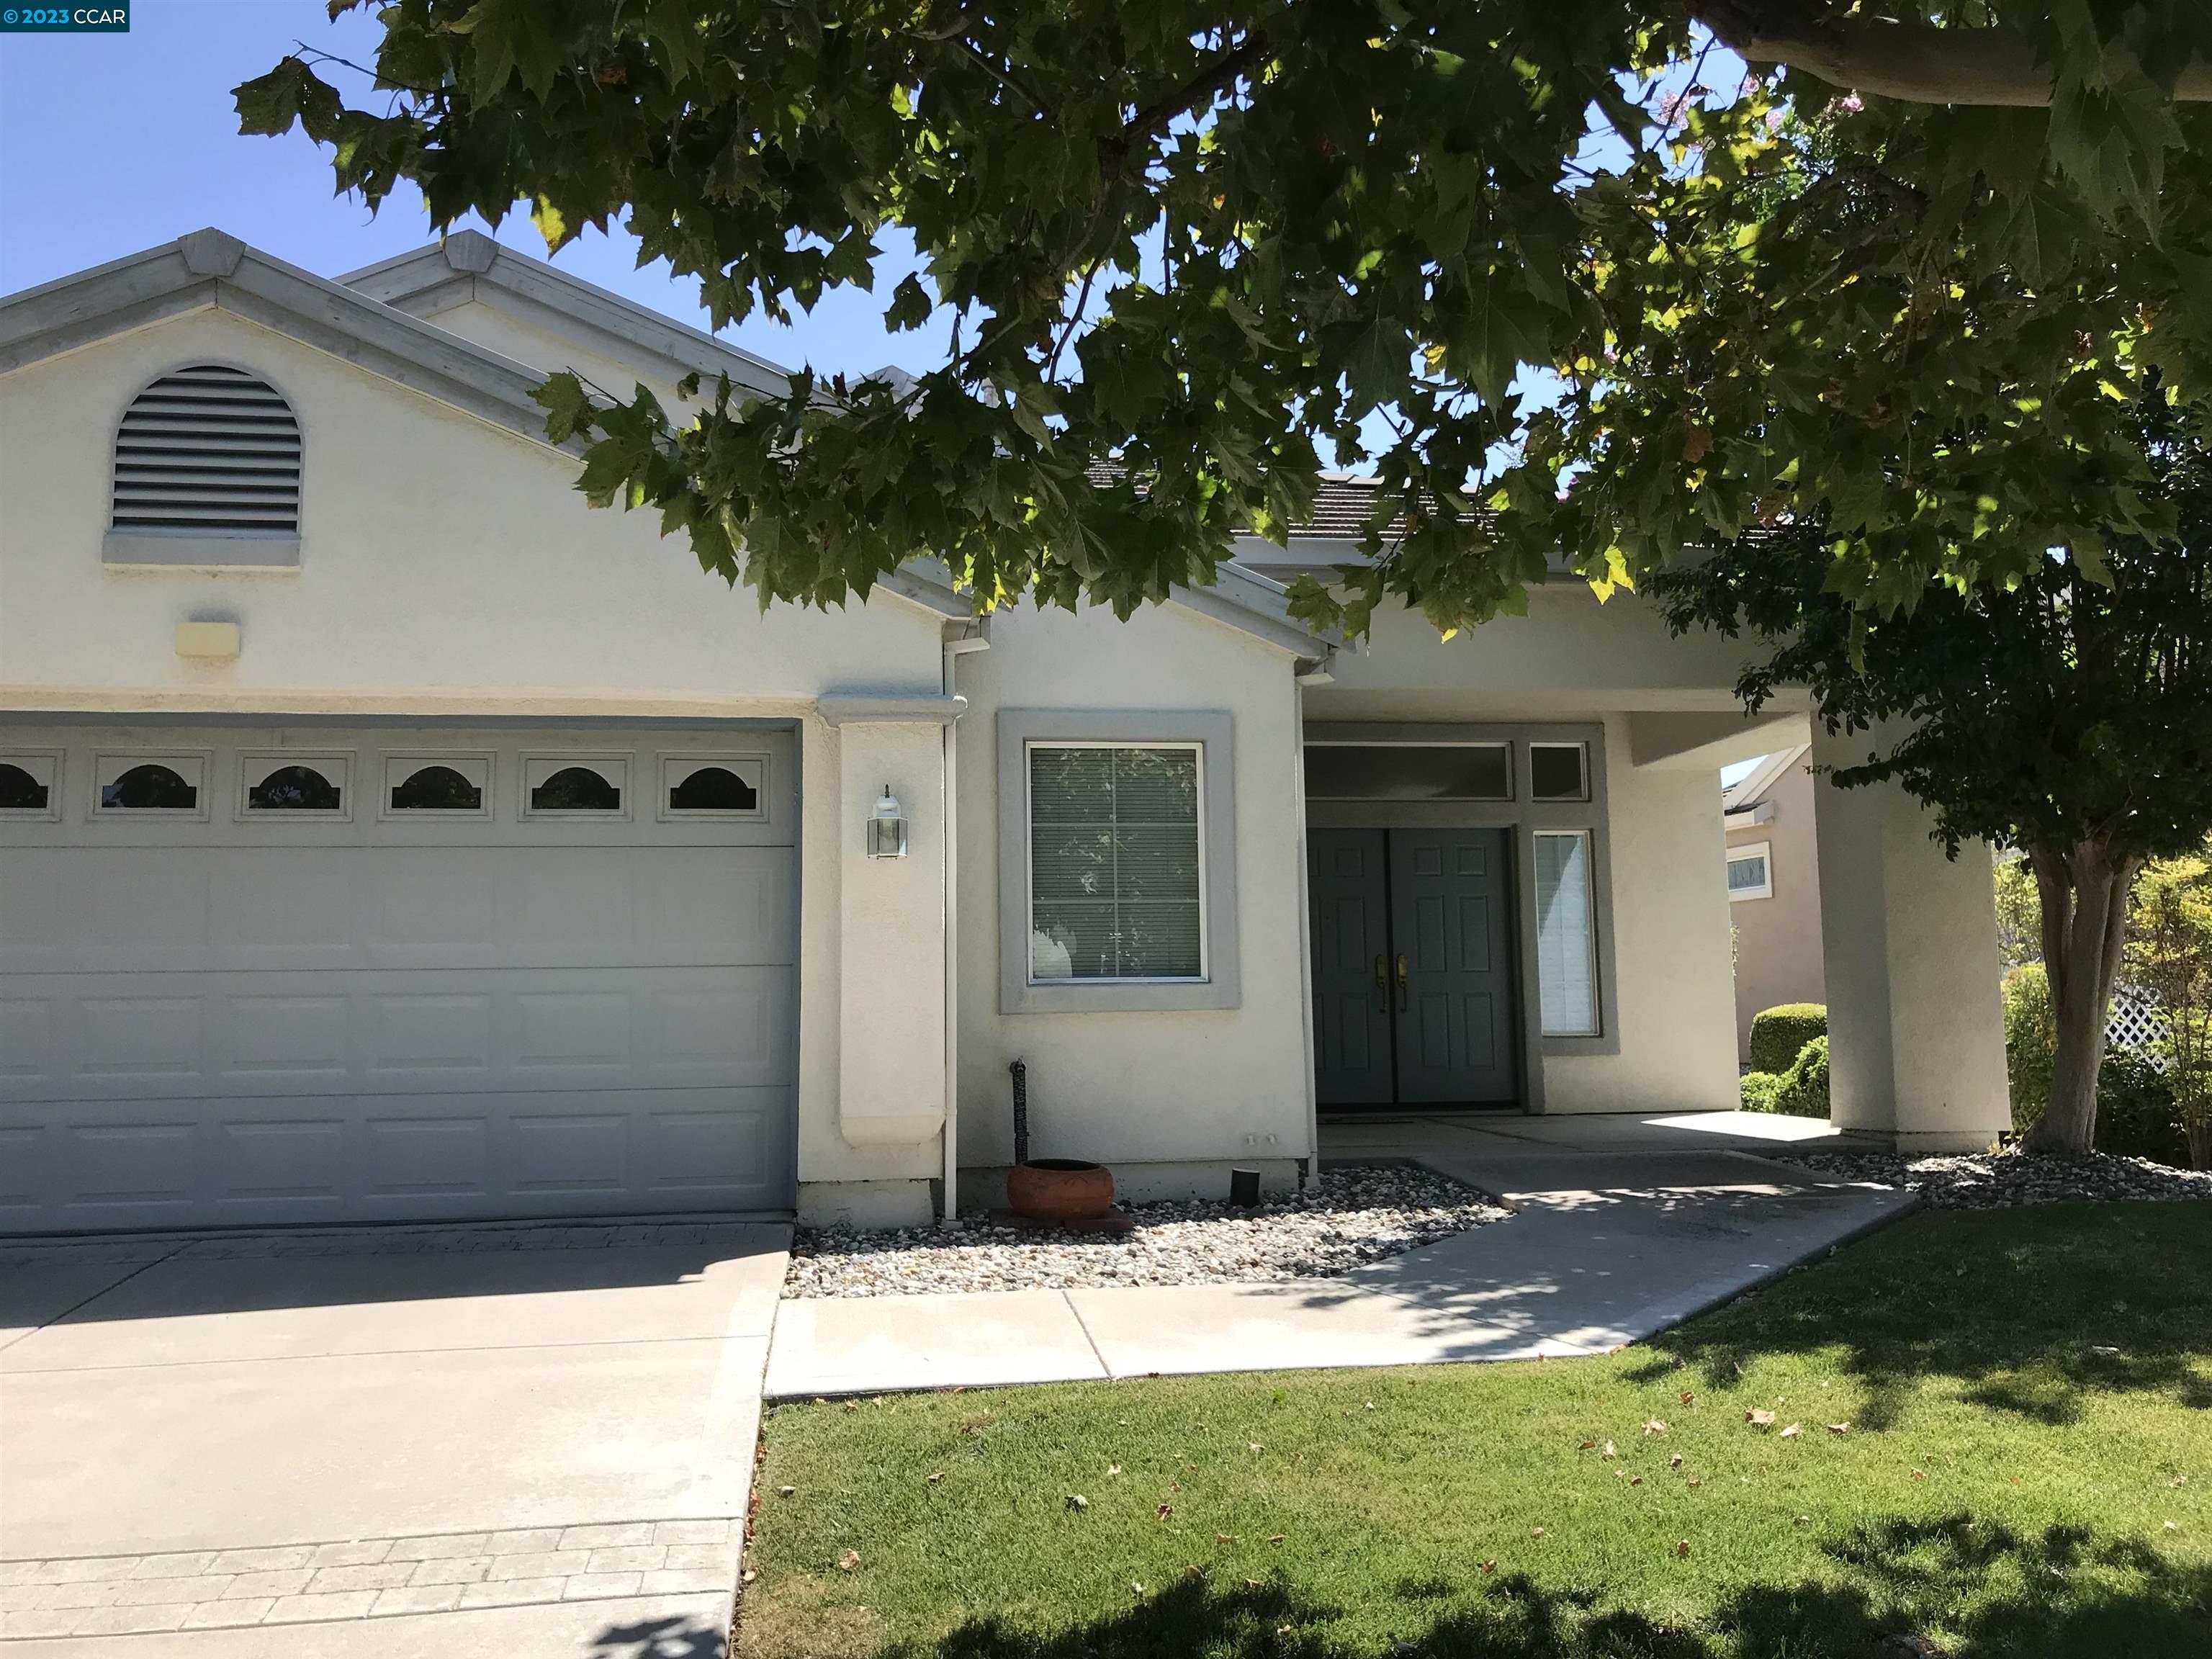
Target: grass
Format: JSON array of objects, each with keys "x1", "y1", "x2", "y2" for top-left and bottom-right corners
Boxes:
[{"x1": 739, "y1": 1203, "x2": 2212, "y2": 1658}]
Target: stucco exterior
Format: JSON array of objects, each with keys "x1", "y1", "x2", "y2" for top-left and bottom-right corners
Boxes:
[
  {"x1": 0, "y1": 229, "x2": 2014, "y2": 1233},
  {"x1": 1725, "y1": 749, "x2": 1829, "y2": 1060}
]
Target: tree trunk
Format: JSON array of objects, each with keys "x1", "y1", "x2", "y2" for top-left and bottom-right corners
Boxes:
[{"x1": 2019, "y1": 840, "x2": 2139, "y2": 1156}]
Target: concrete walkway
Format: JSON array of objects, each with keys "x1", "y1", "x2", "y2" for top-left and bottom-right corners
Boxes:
[
  {"x1": 765, "y1": 1112, "x2": 1912, "y2": 1398},
  {"x1": 0, "y1": 1220, "x2": 788, "y2": 1657}
]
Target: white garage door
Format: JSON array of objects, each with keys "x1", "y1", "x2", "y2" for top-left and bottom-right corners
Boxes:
[{"x1": 0, "y1": 724, "x2": 799, "y2": 1233}]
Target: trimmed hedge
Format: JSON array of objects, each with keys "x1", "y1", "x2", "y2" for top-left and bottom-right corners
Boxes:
[
  {"x1": 1739, "y1": 1070, "x2": 1783, "y2": 1113},
  {"x1": 1772, "y1": 1035, "x2": 1831, "y2": 1118},
  {"x1": 2002, "y1": 963, "x2": 2056, "y2": 1133},
  {"x1": 1748, "y1": 1004, "x2": 1828, "y2": 1074}
]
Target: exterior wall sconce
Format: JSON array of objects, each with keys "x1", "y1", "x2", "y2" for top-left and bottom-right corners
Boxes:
[{"x1": 868, "y1": 786, "x2": 909, "y2": 858}]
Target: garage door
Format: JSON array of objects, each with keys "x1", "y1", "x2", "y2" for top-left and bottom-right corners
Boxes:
[{"x1": 0, "y1": 724, "x2": 799, "y2": 1233}]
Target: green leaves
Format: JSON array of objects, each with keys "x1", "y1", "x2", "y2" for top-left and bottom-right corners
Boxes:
[{"x1": 234, "y1": 3, "x2": 2212, "y2": 638}]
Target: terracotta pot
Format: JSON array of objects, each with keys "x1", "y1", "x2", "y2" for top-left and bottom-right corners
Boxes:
[{"x1": 1007, "y1": 1159, "x2": 1115, "y2": 1223}]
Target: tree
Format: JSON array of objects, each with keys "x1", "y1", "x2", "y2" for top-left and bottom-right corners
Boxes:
[
  {"x1": 233, "y1": 4, "x2": 2212, "y2": 629},
  {"x1": 2126, "y1": 850, "x2": 2212, "y2": 1167},
  {"x1": 1653, "y1": 390, "x2": 2212, "y2": 1155}
]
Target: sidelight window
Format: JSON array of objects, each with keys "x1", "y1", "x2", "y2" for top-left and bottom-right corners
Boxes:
[{"x1": 1534, "y1": 830, "x2": 1600, "y2": 1037}]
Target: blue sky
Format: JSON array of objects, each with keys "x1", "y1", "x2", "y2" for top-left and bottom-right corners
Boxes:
[{"x1": 0, "y1": 0, "x2": 935, "y2": 378}]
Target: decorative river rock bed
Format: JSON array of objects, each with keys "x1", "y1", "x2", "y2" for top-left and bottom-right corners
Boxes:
[
  {"x1": 782, "y1": 1164, "x2": 1509, "y2": 1298},
  {"x1": 1773, "y1": 1147, "x2": 2212, "y2": 1209}
]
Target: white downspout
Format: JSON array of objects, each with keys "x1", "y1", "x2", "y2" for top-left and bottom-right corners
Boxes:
[{"x1": 940, "y1": 620, "x2": 992, "y2": 1226}]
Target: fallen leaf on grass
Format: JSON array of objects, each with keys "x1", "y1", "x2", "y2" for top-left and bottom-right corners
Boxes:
[
  {"x1": 1912, "y1": 1469, "x2": 1928, "y2": 1481},
  {"x1": 1670, "y1": 1455, "x2": 1684, "y2": 1469},
  {"x1": 2174, "y1": 1475, "x2": 2188, "y2": 1487},
  {"x1": 778, "y1": 1485, "x2": 796, "y2": 1497},
  {"x1": 2166, "y1": 1521, "x2": 2180, "y2": 1532},
  {"x1": 1155, "y1": 1504, "x2": 1173, "y2": 1521},
  {"x1": 1531, "y1": 1528, "x2": 1547, "y2": 1538},
  {"x1": 836, "y1": 1550, "x2": 860, "y2": 1571},
  {"x1": 1645, "y1": 1420, "x2": 1668, "y2": 1435},
  {"x1": 1107, "y1": 1465, "x2": 1121, "y2": 1476},
  {"x1": 1246, "y1": 1578, "x2": 1263, "y2": 1588},
  {"x1": 1679, "y1": 1391, "x2": 1695, "y2": 1405},
  {"x1": 1249, "y1": 1442, "x2": 1264, "y2": 1452},
  {"x1": 1580, "y1": 1439, "x2": 1597, "y2": 1451},
  {"x1": 741, "y1": 1568, "x2": 757, "y2": 1584},
  {"x1": 1480, "y1": 1560, "x2": 1496, "y2": 1575},
  {"x1": 1746, "y1": 1409, "x2": 1776, "y2": 1427},
  {"x1": 1674, "y1": 1540, "x2": 1690, "y2": 1558},
  {"x1": 1603, "y1": 1440, "x2": 1617, "y2": 1459},
  {"x1": 1630, "y1": 1476, "x2": 1644, "y2": 1487},
  {"x1": 1067, "y1": 1495, "x2": 1089, "y2": 1511},
  {"x1": 1827, "y1": 1424, "x2": 1851, "y2": 1435},
  {"x1": 1780, "y1": 1424, "x2": 1802, "y2": 1439},
  {"x1": 1218, "y1": 1534, "x2": 1237, "y2": 1543},
  {"x1": 1268, "y1": 1534, "x2": 1287, "y2": 1545},
  {"x1": 927, "y1": 1471, "x2": 944, "y2": 1484},
  {"x1": 2090, "y1": 1345, "x2": 2121, "y2": 1356}
]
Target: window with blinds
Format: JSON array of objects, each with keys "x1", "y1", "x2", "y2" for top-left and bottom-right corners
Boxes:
[
  {"x1": 1028, "y1": 743, "x2": 1204, "y2": 982},
  {"x1": 1534, "y1": 830, "x2": 1600, "y2": 1036},
  {"x1": 110, "y1": 365, "x2": 302, "y2": 536}
]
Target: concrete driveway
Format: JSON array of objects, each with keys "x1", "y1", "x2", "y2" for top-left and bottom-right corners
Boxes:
[{"x1": 0, "y1": 1220, "x2": 787, "y2": 1657}]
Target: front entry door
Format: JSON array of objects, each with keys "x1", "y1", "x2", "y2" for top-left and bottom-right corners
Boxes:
[{"x1": 1308, "y1": 828, "x2": 1517, "y2": 1107}]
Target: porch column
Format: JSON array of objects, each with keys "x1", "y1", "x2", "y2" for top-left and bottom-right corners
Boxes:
[{"x1": 1809, "y1": 722, "x2": 2010, "y2": 1151}]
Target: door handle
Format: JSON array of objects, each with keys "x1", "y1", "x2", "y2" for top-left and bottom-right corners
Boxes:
[
  {"x1": 1395, "y1": 953, "x2": 1409, "y2": 1011},
  {"x1": 1373, "y1": 953, "x2": 1388, "y2": 1001}
]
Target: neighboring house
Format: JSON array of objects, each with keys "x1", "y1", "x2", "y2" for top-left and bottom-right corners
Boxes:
[
  {"x1": 1722, "y1": 744, "x2": 1827, "y2": 1062},
  {"x1": 0, "y1": 230, "x2": 2013, "y2": 1236}
]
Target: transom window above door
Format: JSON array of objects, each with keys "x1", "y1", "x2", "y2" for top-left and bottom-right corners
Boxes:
[
  {"x1": 1028, "y1": 743, "x2": 1202, "y2": 983},
  {"x1": 1305, "y1": 742, "x2": 1510, "y2": 801}
]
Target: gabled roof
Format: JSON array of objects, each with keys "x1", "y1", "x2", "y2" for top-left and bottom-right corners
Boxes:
[
  {"x1": 1722, "y1": 743, "x2": 1811, "y2": 817},
  {"x1": 341, "y1": 231, "x2": 789, "y2": 399},
  {"x1": 0, "y1": 228, "x2": 565, "y2": 451},
  {"x1": 0, "y1": 228, "x2": 1334, "y2": 661}
]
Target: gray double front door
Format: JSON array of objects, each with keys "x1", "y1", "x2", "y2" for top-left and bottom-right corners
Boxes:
[{"x1": 1309, "y1": 828, "x2": 1518, "y2": 1107}]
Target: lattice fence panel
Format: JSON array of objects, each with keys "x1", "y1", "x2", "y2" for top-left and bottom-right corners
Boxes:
[{"x1": 2107, "y1": 984, "x2": 2169, "y2": 1062}]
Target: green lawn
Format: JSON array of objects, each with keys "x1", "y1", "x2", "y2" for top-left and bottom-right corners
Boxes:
[{"x1": 739, "y1": 1204, "x2": 2212, "y2": 1658}]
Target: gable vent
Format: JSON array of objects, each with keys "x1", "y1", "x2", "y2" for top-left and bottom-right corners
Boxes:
[{"x1": 111, "y1": 365, "x2": 302, "y2": 535}]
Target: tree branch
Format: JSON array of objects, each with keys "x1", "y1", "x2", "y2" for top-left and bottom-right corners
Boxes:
[
  {"x1": 1105, "y1": 31, "x2": 1271, "y2": 163},
  {"x1": 1690, "y1": 0, "x2": 2212, "y2": 107}
]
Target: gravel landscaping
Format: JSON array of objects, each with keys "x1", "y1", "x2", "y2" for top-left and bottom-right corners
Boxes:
[
  {"x1": 783, "y1": 1164, "x2": 1508, "y2": 1297},
  {"x1": 1772, "y1": 1146, "x2": 2212, "y2": 1208}
]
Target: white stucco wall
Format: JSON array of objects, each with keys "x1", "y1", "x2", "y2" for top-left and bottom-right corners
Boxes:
[
  {"x1": 0, "y1": 305, "x2": 954, "y2": 1199},
  {"x1": 953, "y1": 601, "x2": 1313, "y2": 1192},
  {"x1": 1542, "y1": 716, "x2": 1740, "y2": 1114}
]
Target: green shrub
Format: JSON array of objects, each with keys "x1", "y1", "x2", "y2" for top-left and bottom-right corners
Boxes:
[
  {"x1": 2003, "y1": 963, "x2": 2056, "y2": 1134},
  {"x1": 1739, "y1": 1070, "x2": 1783, "y2": 1113},
  {"x1": 1771, "y1": 1035, "x2": 1831, "y2": 1118},
  {"x1": 1748, "y1": 1004, "x2": 1828, "y2": 1074},
  {"x1": 2094, "y1": 1051, "x2": 2190, "y2": 1165}
]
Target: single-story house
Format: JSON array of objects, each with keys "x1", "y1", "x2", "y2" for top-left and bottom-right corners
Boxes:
[
  {"x1": 0, "y1": 230, "x2": 2013, "y2": 1235},
  {"x1": 1722, "y1": 742, "x2": 1827, "y2": 1061}
]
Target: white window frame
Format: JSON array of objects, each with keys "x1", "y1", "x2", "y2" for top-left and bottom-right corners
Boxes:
[
  {"x1": 1534, "y1": 827, "x2": 1603, "y2": 1038},
  {"x1": 657, "y1": 752, "x2": 770, "y2": 822},
  {"x1": 1024, "y1": 738, "x2": 1209, "y2": 989},
  {"x1": 0, "y1": 750, "x2": 63, "y2": 821},
  {"x1": 997, "y1": 709, "x2": 1240, "y2": 1014},
  {"x1": 237, "y1": 751, "x2": 354, "y2": 822},
  {"x1": 1727, "y1": 840, "x2": 1774, "y2": 902},
  {"x1": 91, "y1": 752, "x2": 211, "y2": 820},
  {"x1": 518, "y1": 753, "x2": 632, "y2": 822},
  {"x1": 380, "y1": 752, "x2": 495, "y2": 821}
]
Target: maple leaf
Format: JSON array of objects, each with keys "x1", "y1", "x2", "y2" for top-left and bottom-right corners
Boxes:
[{"x1": 1747, "y1": 1409, "x2": 1776, "y2": 1427}]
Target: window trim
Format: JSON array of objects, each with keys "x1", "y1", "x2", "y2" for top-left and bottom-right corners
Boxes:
[
  {"x1": 90, "y1": 751, "x2": 212, "y2": 820},
  {"x1": 998, "y1": 709, "x2": 1240, "y2": 1014},
  {"x1": 379, "y1": 752, "x2": 495, "y2": 821},
  {"x1": 1727, "y1": 840, "x2": 1774, "y2": 902},
  {"x1": 1529, "y1": 740, "x2": 1591, "y2": 803},
  {"x1": 1533, "y1": 827, "x2": 1603, "y2": 1037},
  {"x1": 657, "y1": 752, "x2": 770, "y2": 822},
  {"x1": 518, "y1": 753, "x2": 632, "y2": 821},
  {"x1": 0, "y1": 751, "x2": 63, "y2": 821},
  {"x1": 237, "y1": 751, "x2": 353, "y2": 822}
]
